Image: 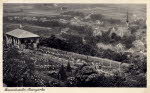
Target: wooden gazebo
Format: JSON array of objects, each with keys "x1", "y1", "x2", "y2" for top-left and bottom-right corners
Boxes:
[{"x1": 5, "y1": 29, "x2": 40, "y2": 49}]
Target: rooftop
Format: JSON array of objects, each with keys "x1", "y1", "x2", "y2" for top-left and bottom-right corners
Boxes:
[{"x1": 6, "y1": 29, "x2": 40, "y2": 38}]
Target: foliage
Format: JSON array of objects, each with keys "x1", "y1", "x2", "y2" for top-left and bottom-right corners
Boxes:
[
  {"x1": 61, "y1": 11, "x2": 85, "y2": 17},
  {"x1": 106, "y1": 18, "x2": 121, "y2": 24},
  {"x1": 66, "y1": 77, "x2": 77, "y2": 87},
  {"x1": 48, "y1": 80, "x2": 66, "y2": 87},
  {"x1": 5, "y1": 47, "x2": 21, "y2": 59},
  {"x1": 58, "y1": 64, "x2": 67, "y2": 80},
  {"x1": 66, "y1": 62, "x2": 72, "y2": 72},
  {"x1": 90, "y1": 14, "x2": 104, "y2": 21},
  {"x1": 3, "y1": 48, "x2": 46, "y2": 87},
  {"x1": 130, "y1": 53, "x2": 147, "y2": 73},
  {"x1": 3, "y1": 10, "x2": 147, "y2": 87},
  {"x1": 79, "y1": 66, "x2": 97, "y2": 75},
  {"x1": 72, "y1": 65, "x2": 127, "y2": 87},
  {"x1": 121, "y1": 35, "x2": 136, "y2": 49}
]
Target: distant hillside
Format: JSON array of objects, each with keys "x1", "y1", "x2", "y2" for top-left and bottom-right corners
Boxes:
[
  {"x1": 3, "y1": 4, "x2": 146, "y2": 21},
  {"x1": 3, "y1": 4, "x2": 64, "y2": 16}
]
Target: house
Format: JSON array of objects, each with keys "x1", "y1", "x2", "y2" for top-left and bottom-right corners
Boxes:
[
  {"x1": 5, "y1": 28, "x2": 40, "y2": 49},
  {"x1": 60, "y1": 28, "x2": 69, "y2": 34},
  {"x1": 92, "y1": 27, "x2": 103, "y2": 36},
  {"x1": 109, "y1": 26, "x2": 130, "y2": 39},
  {"x1": 59, "y1": 19, "x2": 68, "y2": 24}
]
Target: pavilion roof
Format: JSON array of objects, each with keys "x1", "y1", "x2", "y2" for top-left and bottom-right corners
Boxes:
[{"x1": 6, "y1": 29, "x2": 40, "y2": 38}]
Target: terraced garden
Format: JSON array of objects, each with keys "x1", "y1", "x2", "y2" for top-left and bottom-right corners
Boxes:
[{"x1": 19, "y1": 46, "x2": 129, "y2": 75}]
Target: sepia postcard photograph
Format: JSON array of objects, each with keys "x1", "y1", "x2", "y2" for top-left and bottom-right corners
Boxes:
[{"x1": 1, "y1": 1, "x2": 149, "y2": 92}]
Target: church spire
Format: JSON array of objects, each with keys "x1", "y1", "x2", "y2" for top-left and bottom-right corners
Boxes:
[
  {"x1": 126, "y1": 11, "x2": 129, "y2": 23},
  {"x1": 126, "y1": 9, "x2": 129, "y2": 27}
]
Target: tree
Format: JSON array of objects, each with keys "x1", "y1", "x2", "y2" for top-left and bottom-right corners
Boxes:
[
  {"x1": 66, "y1": 62, "x2": 72, "y2": 72},
  {"x1": 90, "y1": 14, "x2": 104, "y2": 21},
  {"x1": 3, "y1": 48, "x2": 44, "y2": 87},
  {"x1": 5, "y1": 47, "x2": 21, "y2": 59},
  {"x1": 85, "y1": 73, "x2": 105, "y2": 87},
  {"x1": 130, "y1": 53, "x2": 147, "y2": 73},
  {"x1": 58, "y1": 64, "x2": 67, "y2": 81},
  {"x1": 74, "y1": 65, "x2": 98, "y2": 87}
]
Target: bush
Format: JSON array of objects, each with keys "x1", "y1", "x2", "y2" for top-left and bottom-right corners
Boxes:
[
  {"x1": 79, "y1": 66, "x2": 97, "y2": 75},
  {"x1": 49, "y1": 80, "x2": 66, "y2": 87},
  {"x1": 90, "y1": 14, "x2": 104, "y2": 21},
  {"x1": 130, "y1": 53, "x2": 147, "y2": 73},
  {"x1": 3, "y1": 48, "x2": 42, "y2": 87},
  {"x1": 106, "y1": 18, "x2": 121, "y2": 24},
  {"x1": 66, "y1": 77, "x2": 77, "y2": 87},
  {"x1": 61, "y1": 11, "x2": 85, "y2": 17},
  {"x1": 74, "y1": 66, "x2": 126, "y2": 87},
  {"x1": 5, "y1": 47, "x2": 20, "y2": 59},
  {"x1": 121, "y1": 35, "x2": 136, "y2": 49},
  {"x1": 85, "y1": 73, "x2": 105, "y2": 87}
]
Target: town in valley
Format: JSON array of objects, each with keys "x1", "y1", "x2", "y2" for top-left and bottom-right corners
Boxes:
[{"x1": 3, "y1": 4, "x2": 147, "y2": 87}]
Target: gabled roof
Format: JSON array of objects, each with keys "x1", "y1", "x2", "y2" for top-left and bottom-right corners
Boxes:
[
  {"x1": 109, "y1": 26, "x2": 129, "y2": 37},
  {"x1": 6, "y1": 29, "x2": 40, "y2": 38}
]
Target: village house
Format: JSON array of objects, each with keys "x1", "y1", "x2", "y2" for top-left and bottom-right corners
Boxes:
[
  {"x1": 5, "y1": 28, "x2": 40, "y2": 49},
  {"x1": 108, "y1": 26, "x2": 130, "y2": 39},
  {"x1": 59, "y1": 19, "x2": 69, "y2": 24},
  {"x1": 60, "y1": 28, "x2": 69, "y2": 34}
]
